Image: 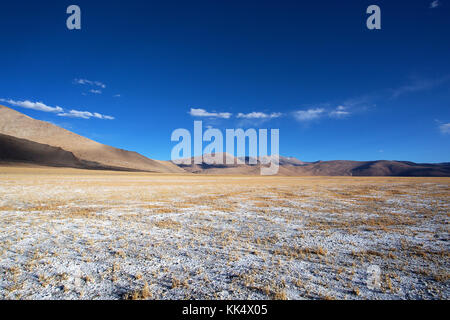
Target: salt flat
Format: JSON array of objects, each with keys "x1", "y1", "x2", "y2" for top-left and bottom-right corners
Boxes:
[{"x1": 0, "y1": 167, "x2": 448, "y2": 299}]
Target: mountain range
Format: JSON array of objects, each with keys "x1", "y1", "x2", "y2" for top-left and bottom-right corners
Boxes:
[
  {"x1": 176, "y1": 153, "x2": 450, "y2": 176},
  {"x1": 1, "y1": 105, "x2": 449, "y2": 176}
]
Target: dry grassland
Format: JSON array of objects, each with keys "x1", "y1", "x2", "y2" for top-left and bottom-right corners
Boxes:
[{"x1": 0, "y1": 166, "x2": 448, "y2": 299}]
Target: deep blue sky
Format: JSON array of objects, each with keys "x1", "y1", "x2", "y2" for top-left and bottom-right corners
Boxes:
[{"x1": 1, "y1": 0, "x2": 449, "y2": 162}]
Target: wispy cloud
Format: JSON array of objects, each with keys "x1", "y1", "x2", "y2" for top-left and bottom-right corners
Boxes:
[
  {"x1": 391, "y1": 75, "x2": 450, "y2": 98},
  {"x1": 0, "y1": 98, "x2": 63, "y2": 113},
  {"x1": 57, "y1": 110, "x2": 114, "y2": 120},
  {"x1": 189, "y1": 108, "x2": 232, "y2": 119},
  {"x1": 440, "y1": 123, "x2": 450, "y2": 134},
  {"x1": 73, "y1": 78, "x2": 106, "y2": 89},
  {"x1": 89, "y1": 89, "x2": 102, "y2": 94},
  {"x1": 329, "y1": 105, "x2": 351, "y2": 118},
  {"x1": 113, "y1": 94, "x2": 121, "y2": 98},
  {"x1": 1, "y1": 97, "x2": 114, "y2": 120},
  {"x1": 430, "y1": 0, "x2": 440, "y2": 8},
  {"x1": 237, "y1": 112, "x2": 282, "y2": 119},
  {"x1": 294, "y1": 104, "x2": 356, "y2": 122},
  {"x1": 293, "y1": 108, "x2": 325, "y2": 121}
]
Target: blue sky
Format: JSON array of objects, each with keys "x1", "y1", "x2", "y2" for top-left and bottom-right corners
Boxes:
[{"x1": 0, "y1": 0, "x2": 449, "y2": 162}]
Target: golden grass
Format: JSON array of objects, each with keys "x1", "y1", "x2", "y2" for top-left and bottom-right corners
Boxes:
[
  {"x1": 154, "y1": 219, "x2": 182, "y2": 230},
  {"x1": 0, "y1": 166, "x2": 448, "y2": 300}
]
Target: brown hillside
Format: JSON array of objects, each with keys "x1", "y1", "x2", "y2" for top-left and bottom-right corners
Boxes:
[
  {"x1": 0, "y1": 133, "x2": 141, "y2": 171},
  {"x1": 0, "y1": 105, "x2": 184, "y2": 173}
]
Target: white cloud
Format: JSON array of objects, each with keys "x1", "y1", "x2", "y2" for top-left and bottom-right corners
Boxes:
[
  {"x1": 89, "y1": 89, "x2": 102, "y2": 94},
  {"x1": 391, "y1": 75, "x2": 450, "y2": 98},
  {"x1": 189, "y1": 108, "x2": 232, "y2": 119},
  {"x1": 94, "y1": 82, "x2": 106, "y2": 89},
  {"x1": 58, "y1": 110, "x2": 93, "y2": 119},
  {"x1": 330, "y1": 111, "x2": 350, "y2": 117},
  {"x1": 74, "y1": 79, "x2": 89, "y2": 85},
  {"x1": 293, "y1": 108, "x2": 325, "y2": 121},
  {"x1": 113, "y1": 94, "x2": 121, "y2": 98},
  {"x1": 1, "y1": 97, "x2": 114, "y2": 120},
  {"x1": 294, "y1": 103, "x2": 358, "y2": 123},
  {"x1": 329, "y1": 105, "x2": 351, "y2": 118},
  {"x1": 440, "y1": 123, "x2": 450, "y2": 134},
  {"x1": 57, "y1": 109, "x2": 114, "y2": 120},
  {"x1": 74, "y1": 78, "x2": 106, "y2": 89},
  {"x1": 237, "y1": 112, "x2": 282, "y2": 119},
  {"x1": 0, "y1": 98, "x2": 63, "y2": 113},
  {"x1": 430, "y1": 0, "x2": 440, "y2": 8}
]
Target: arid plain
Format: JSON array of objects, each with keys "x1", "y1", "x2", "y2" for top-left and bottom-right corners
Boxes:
[{"x1": 0, "y1": 166, "x2": 448, "y2": 300}]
